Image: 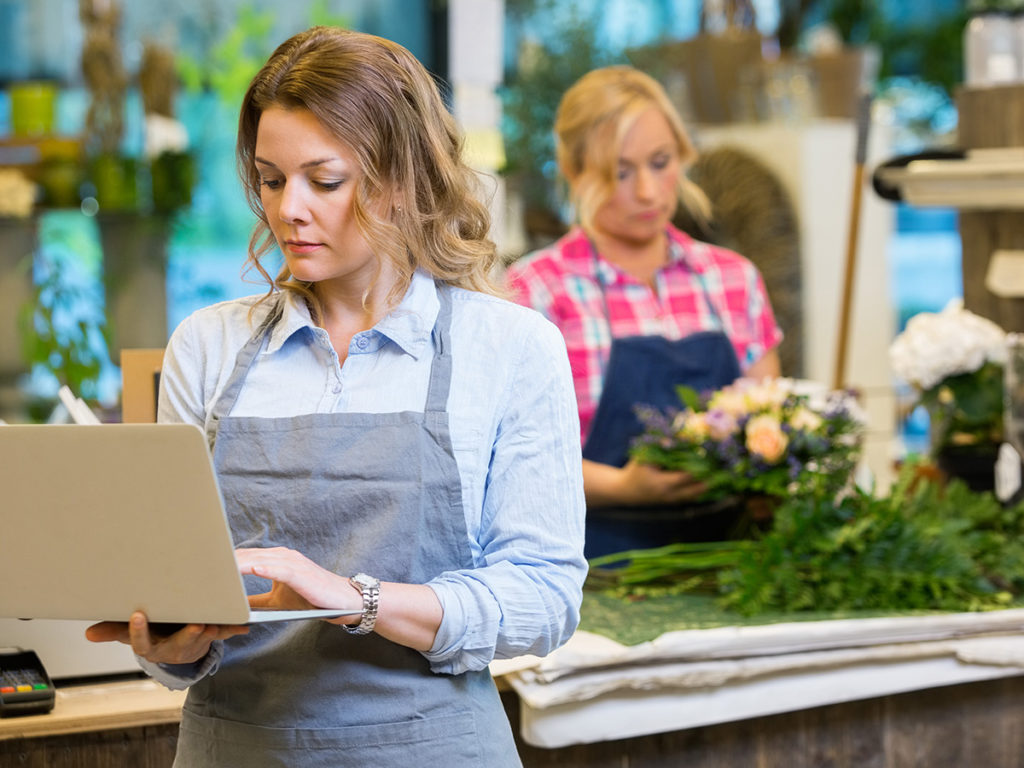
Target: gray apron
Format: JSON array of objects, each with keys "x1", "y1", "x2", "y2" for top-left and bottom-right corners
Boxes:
[{"x1": 172, "y1": 286, "x2": 521, "y2": 767}]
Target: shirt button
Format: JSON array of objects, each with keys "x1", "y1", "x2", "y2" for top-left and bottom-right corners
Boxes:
[
  {"x1": 355, "y1": 336, "x2": 369, "y2": 350},
  {"x1": 332, "y1": 382, "x2": 342, "y2": 394}
]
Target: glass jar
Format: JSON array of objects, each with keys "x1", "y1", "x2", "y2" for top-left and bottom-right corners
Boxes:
[
  {"x1": 8, "y1": 80, "x2": 57, "y2": 137},
  {"x1": 965, "y1": 0, "x2": 1020, "y2": 86},
  {"x1": 1015, "y1": 4, "x2": 1024, "y2": 79}
]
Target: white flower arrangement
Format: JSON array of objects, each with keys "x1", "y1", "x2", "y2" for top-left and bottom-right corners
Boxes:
[
  {"x1": 890, "y1": 299, "x2": 1008, "y2": 452},
  {"x1": 889, "y1": 298, "x2": 1007, "y2": 391}
]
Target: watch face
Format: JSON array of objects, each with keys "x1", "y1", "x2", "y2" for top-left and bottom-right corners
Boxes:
[{"x1": 352, "y1": 573, "x2": 378, "y2": 589}]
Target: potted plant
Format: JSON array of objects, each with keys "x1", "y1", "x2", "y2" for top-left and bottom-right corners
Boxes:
[{"x1": 889, "y1": 299, "x2": 1007, "y2": 492}]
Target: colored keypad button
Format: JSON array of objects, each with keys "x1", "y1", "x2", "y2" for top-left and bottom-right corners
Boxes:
[
  {"x1": 0, "y1": 687, "x2": 13, "y2": 694},
  {"x1": 33, "y1": 684, "x2": 47, "y2": 690},
  {"x1": 16, "y1": 685, "x2": 31, "y2": 693}
]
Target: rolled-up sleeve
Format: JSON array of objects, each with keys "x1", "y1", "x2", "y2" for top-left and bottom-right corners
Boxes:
[
  {"x1": 425, "y1": 315, "x2": 587, "y2": 674},
  {"x1": 136, "y1": 640, "x2": 225, "y2": 690}
]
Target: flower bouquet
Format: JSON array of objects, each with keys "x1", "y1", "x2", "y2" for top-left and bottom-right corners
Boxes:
[{"x1": 630, "y1": 377, "x2": 864, "y2": 503}]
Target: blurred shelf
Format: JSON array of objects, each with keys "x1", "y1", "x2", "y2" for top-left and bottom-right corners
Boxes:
[{"x1": 878, "y1": 150, "x2": 1024, "y2": 209}]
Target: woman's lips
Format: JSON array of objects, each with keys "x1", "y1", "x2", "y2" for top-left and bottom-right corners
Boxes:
[{"x1": 284, "y1": 240, "x2": 323, "y2": 254}]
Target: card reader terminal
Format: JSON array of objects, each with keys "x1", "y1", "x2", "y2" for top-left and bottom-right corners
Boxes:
[{"x1": 0, "y1": 648, "x2": 55, "y2": 717}]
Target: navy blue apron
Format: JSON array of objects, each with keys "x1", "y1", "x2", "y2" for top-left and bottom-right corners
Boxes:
[{"x1": 581, "y1": 243, "x2": 742, "y2": 559}]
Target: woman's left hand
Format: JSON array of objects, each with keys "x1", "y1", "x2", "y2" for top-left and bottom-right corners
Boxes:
[{"x1": 235, "y1": 547, "x2": 359, "y2": 623}]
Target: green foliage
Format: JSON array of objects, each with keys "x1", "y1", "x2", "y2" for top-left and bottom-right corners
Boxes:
[
  {"x1": 780, "y1": 1, "x2": 966, "y2": 98},
  {"x1": 176, "y1": 5, "x2": 352, "y2": 112},
  {"x1": 308, "y1": 0, "x2": 350, "y2": 28},
  {"x1": 821, "y1": 0, "x2": 887, "y2": 47},
  {"x1": 588, "y1": 462, "x2": 1024, "y2": 617},
  {"x1": 18, "y1": 218, "x2": 111, "y2": 413},
  {"x1": 879, "y1": 11, "x2": 969, "y2": 97},
  {"x1": 921, "y1": 361, "x2": 1004, "y2": 449},
  {"x1": 176, "y1": 6, "x2": 277, "y2": 111},
  {"x1": 718, "y1": 480, "x2": 1010, "y2": 615},
  {"x1": 586, "y1": 540, "x2": 752, "y2": 600}
]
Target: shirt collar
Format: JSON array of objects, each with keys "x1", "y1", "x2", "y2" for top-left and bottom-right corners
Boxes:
[
  {"x1": 373, "y1": 269, "x2": 438, "y2": 359},
  {"x1": 265, "y1": 292, "x2": 313, "y2": 354},
  {"x1": 559, "y1": 224, "x2": 711, "y2": 280},
  {"x1": 666, "y1": 226, "x2": 711, "y2": 274},
  {"x1": 264, "y1": 269, "x2": 439, "y2": 360}
]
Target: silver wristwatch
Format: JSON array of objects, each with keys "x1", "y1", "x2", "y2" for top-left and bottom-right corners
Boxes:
[{"x1": 344, "y1": 573, "x2": 380, "y2": 635}]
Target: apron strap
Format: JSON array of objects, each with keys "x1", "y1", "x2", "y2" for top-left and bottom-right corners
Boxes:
[
  {"x1": 424, "y1": 283, "x2": 454, "y2": 415},
  {"x1": 206, "y1": 294, "x2": 285, "y2": 448}
]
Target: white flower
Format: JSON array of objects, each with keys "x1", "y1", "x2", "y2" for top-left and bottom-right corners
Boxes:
[
  {"x1": 889, "y1": 298, "x2": 1006, "y2": 390},
  {"x1": 144, "y1": 114, "x2": 189, "y2": 159},
  {"x1": 790, "y1": 407, "x2": 823, "y2": 432}
]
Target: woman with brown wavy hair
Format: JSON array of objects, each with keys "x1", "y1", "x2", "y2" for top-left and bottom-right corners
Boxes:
[{"x1": 87, "y1": 26, "x2": 585, "y2": 767}]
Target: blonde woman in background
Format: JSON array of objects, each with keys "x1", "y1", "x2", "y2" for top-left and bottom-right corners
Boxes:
[{"x1": 506, "y1": 65, "x2": 781, "y2": 558}]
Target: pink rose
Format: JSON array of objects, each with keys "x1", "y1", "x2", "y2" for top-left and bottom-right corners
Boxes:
[{"x1": 745, "y1": 414, "x2": 788, "y2": 463}]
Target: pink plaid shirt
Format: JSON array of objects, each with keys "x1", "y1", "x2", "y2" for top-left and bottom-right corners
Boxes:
[{"x1": 505, "y1": 226, "x2": 783, "y2": 444}]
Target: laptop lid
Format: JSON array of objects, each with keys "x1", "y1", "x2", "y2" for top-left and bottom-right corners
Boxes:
[{"x1": 0, "y1": 423, "x2": 355, "y2": 625}]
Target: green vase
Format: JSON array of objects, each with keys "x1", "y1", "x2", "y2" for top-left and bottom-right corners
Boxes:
[
  {"x1": 149, "y1": 151, "x2": 195, "y2": 213},
  {"x1": 37, "y1": 157, "x2": 85, "y2": 208},
  {"x1": 89, "y1": 154, "x2": 140, "y2": 213},
  {"x1": 9, "y1": 81, "x2": 57, "y2": 137}
]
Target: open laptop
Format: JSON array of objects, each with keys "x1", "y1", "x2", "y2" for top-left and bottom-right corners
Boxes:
[{"x1": 0, "y1": 423, "x2": 360, "y2": 625}]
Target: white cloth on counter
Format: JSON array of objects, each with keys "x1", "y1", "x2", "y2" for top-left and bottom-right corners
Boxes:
[
  {"x1": 493, "y1": 608, "x2": 1024, "y2": 689},
  {"x1": 489, "y1": 612, "x2": 1024, "y2": 748},
  {"x1": 500, "y1": 633, "x2": 1024, "y2": 709}
]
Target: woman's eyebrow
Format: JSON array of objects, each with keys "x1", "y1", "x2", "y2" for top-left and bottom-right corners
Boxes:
[{"x1": 254, "y1": 156, "x2": 341, "y2": 169}]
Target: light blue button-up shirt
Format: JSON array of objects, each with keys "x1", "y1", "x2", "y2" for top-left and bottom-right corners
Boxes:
[{"x1": 148, "y1": 269, "x2": 586, "y2": 683}]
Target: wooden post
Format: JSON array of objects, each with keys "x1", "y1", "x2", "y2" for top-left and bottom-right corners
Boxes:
[
  {"x1": 832, "y1": 93, "x2": 873, "y2": 390},
  {"x1": 955, "y1": 84, "x2": 1024, "y2": 331}
]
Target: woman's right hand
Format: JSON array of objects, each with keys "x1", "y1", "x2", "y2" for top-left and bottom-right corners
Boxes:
[
  {"x1": 582, "y1": 457, "x2": 707, "y2": 507},
  {"x1": 85, "y1": 612, "x2": 248, "y2": 665}
]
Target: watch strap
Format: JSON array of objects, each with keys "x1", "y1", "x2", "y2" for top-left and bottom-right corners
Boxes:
[{"x1": 344, "y1": 573, "x2": 379, "y2": 635}]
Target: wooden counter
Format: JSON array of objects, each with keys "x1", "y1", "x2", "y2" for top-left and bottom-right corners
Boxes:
[
  {"x1": 0, "y1": 677, "x2": 185, "y2": 741},
  {"x1": 0, "y1": 677, "x2": 185, "y2": 767},
  {"x1": 504, "y1": 675, "x2": 1024, "y2": 767},
  {"x1": 4, "y1": 670, "x2": 1024, "y2": 767}
]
